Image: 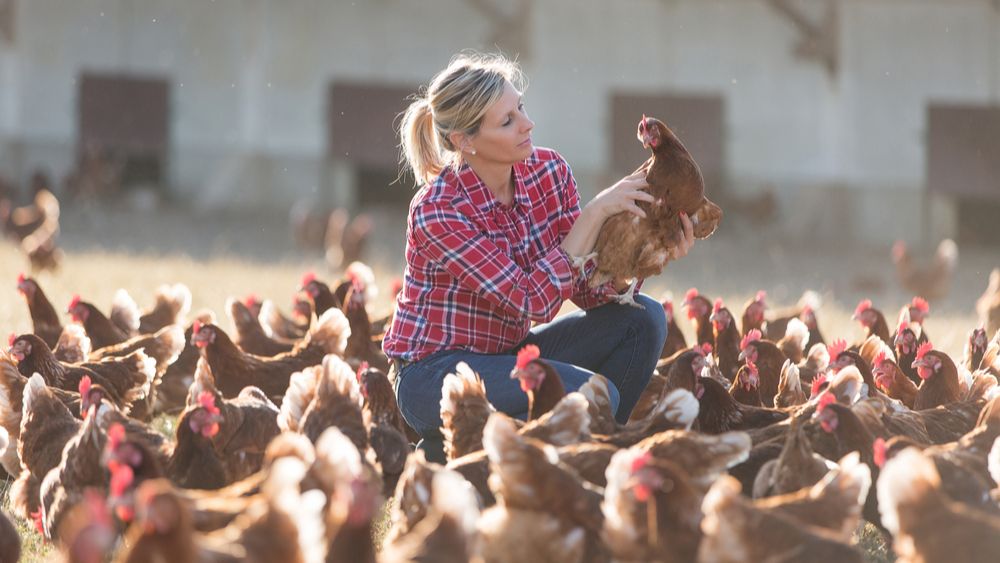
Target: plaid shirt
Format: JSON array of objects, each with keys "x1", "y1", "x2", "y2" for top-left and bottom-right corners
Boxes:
[{"x1": 383, "y1": 147, "x2": 643, "y2": 362}]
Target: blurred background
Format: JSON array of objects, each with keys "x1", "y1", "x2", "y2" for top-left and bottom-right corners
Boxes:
[{"x1": 0, "y1": 0, "x2": 997, "y2": 333}]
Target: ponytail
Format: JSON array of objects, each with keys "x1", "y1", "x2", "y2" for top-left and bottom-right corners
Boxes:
[{"x1": 399, "y1": 97, "x2": 447, "y2": 186}]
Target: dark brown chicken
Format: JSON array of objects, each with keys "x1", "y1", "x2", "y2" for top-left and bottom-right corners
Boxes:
[
  {"x1": 683, "y1": 287, "x2": 715, "y2": 347},
  {"x1": 191, "y1": 308, "x2": 350, "y2": 402},
  {"x1": 912, "y1": 344, "x2": 962, "y2": 411},
  {"x1": 67, "y1": 292, "x2": 140, "y2": 351},
  {"x1": 227, "y1": 297, "x2": 294, "y2": 357},
  {"x1": 711, "y1": 299, "x2": 742, "y2": 382},
  {"x1": 16, "y1": 273, "x2": 62, "y2": 349},
  {"x1": 659, "y1": 294, "x2": 688, "y2": 359},
  {"x1": 588, "y1": 116, "x2": 722, "y2": 307}
]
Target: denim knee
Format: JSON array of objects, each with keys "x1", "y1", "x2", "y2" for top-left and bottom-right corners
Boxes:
[{"x1": 634, "y1": 293, "x2": 668, "y2": 350}]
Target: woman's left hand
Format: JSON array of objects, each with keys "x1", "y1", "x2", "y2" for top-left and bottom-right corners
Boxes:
[{"x1": 669, "y1": 211, "x2": 695, "y2": 260}]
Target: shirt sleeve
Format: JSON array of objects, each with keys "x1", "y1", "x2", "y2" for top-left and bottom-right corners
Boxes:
[
  {"x1": 556, "y1": 158, "x2": 645, "y2": 310},
  {"x1": 411, "y1": 199, "x2": 577, "y2": 323}
]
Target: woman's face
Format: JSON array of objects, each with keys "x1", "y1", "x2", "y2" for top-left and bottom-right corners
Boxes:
[{"x1": 465, "y1": 80, "x2": 534, "y2": 164}]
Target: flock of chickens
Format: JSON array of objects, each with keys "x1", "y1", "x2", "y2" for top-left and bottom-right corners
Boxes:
[{"x1": 0, "y1": 257, "x2": 997, "y2": 563}]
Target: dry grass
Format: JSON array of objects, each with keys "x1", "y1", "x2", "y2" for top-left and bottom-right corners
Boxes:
[{"x1": 2, "y1": 205, "x2": 991, "y2": 561}]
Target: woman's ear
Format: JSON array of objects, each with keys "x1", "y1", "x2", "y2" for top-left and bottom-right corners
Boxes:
[{"x1": 449, "y1": 131, "x2": 476, "y2": 155}]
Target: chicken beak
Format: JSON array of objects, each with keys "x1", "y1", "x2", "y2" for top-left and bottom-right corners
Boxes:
[{"x1": 738, "y1": 349, "x2": 748, "y2": 362}]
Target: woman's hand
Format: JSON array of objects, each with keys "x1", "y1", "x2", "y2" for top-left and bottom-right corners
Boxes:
[
  {"x1": 669, "y1": 211, "x2": 695, "y2": 260},
  {"x1": 585, "y1": 171, "x2": 655, "y2": 220}
]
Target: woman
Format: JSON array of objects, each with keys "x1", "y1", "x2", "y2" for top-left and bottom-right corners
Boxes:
[{"x1": 383, "y1": 52, "x2": 695, "y2": 462}]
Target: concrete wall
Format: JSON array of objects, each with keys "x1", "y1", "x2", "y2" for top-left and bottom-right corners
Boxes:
[{"x1": 1, "y1": 0, "x2": 998, "y2": 241}]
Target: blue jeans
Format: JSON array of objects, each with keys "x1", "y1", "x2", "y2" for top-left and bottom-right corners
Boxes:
[{"x1": 394, "y1": 293, "x2": 667, "y2": 463}]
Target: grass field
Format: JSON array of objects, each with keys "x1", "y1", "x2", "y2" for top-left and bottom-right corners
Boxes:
[{"x1": 2, "y1": 203, "x2": 994, "y2": 561}]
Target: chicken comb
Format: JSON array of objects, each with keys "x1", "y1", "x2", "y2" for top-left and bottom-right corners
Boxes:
[
  {"x1": 191, "y1": 320, "x2": 202, "y2": 335},
  {"x1": 300, "y1": 271, "x2": 317, "y2": 288},
  {"x1": 873, "y1": 438, "x2": 887, "y2": 469},
  {"x1": 197, "y1": 390, "x2": 219, "y2": 415},
  {"x1": 78, "y1": 375, "x2": 92, "y2": 397},
  {"x1": 810, "y1": 373, "x2": 828, "y2": 397},
  {"x1": 915, "y1": 342, "x2": 934, "y2": 360},
  {"x1": 754, "y1": 290, "x2": 767, "y2": 303},
  {"x1": 853, "y1": 299, "x2": 872, "y2": 318},
  {"x1": 873, "y1": 349, "x2": 887, "y2": 368},
  {"x1": 68, "y1": 294, "x2": 82, "y2": 312},
  {"x1": 639, "y1": 114, "x2": 648, "y2": 134},
  {"x1": 816, "y1": 391, "x2": 836, "y2": 414},
  {"x1": 243, "y1": 294, "x2": 260, "y2": 308},
  {"x1": 16, "y1": 272, "x2": 25, "y2": 284},
  {"x1": 662, "y1": 299, "x2": 673, "y2": 315},
  {"x1": 740, "y1": 329, "x2": 762, "y2": 351},
  {"x1": 700, "y1": 343, "x2": 713, "y2": 356},
  {"x1": 910, "y1": 297, "x2": 930, "y2": 314},
  {"x1": 355, "y1": 361, "x2": 370, "y2": 383},
  {"x1": 515, "y1": 345, "x2": 541, "y2": 370},
  {"x1": 801, "y1": 304, "x2": 813, "y2": 316},
  {"x1": 108, "y1": 422, "x2": 126, "y2": 451},
  {"x1": 630, "y1": 450, "x2": 652, "y2": 474},
  {"x1": 684, "y1": 288, "x2": 699, "y2": 303},
  {"x1": 827, "y1": 338, "x2": 847, "y2": 361},
  {"x1": 7, "y1": 333, "x2": 15, "y2": 347}
]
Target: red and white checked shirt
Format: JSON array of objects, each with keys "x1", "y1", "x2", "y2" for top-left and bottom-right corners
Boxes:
[{"x1": 383, "y1": 147, "x2": 643, "y2": 362}]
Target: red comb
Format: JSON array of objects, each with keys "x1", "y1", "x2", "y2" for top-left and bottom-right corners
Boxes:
[
  {"x1": 7, "y1": 333, "x2": 15, "y2": 347},
  {"x1": 300, "y1": 271, "x2": 317, "y2": 287},
  {"x1": 684, "y1": 288, "x2": 698, "y2": 303},
  {"x1": 854, "y1": 299, "x2": 872, "y2": 318},
  {"x1": 713, "y1": 298, "x2": 723, "y2": 315},
  {"x1": 192, "y1": 320, "x2": 202, "y2": 335},
  {"x1": 68, "y1": 294, "x2": 81, "y2": 311},
  {"x1": 755, "y1": 290, "x2": 767, "y2": 303},
  {"x1": 108, "y1": 422, "x2": 125, "y2": 450},
  {"x1": 16, "y1": 273, "x2": 25, "y2": 284},
  {"x1": 817, "y1": 391, "x2": 836, "y2": 413},
  {"x1": 78, "y1": 375, "x2": 92, "y2": 397},
  {"x1": 700, "y1": 343, "x2": 713, "y2": 356},
  {"x1": 827, "y1": 338, "x2": 847, "y2": 361},
  {"x1": 740, "y1": 329, "x2": 762, "y2": 351},
  {"x1": 662, "y1": 299, "x2": 673, "y2": 313},
  {"x1": 915, "y1": 342, "x2": 934, "y2": 360},
  {"x1": 911, "y1": 297, "x2": 929, "y2": 314},
  {"x1": 801, "y1": 304, "x2": 813, "y2": 315},
  {"x1": 873, "y1": 349, "x2": 887, "y2": 367},
  {"x1": 873, "y1": 438, "x2": 887, "y2": 469},
  {"x1": 244, "y1": 294, "x2": 260, "y2": 308},
  {"x1": 810, "y1": 373, "x2": 828, "y2": 397},
  {"x1": 515, "y1": 345, "x2": 541, "y2": 370},
  {"x1": 197, "y1": 391, "x2": 219, "y2": 415},
  {"x1": 630, "y1": 451, "x2": 652, "y2": 474}
]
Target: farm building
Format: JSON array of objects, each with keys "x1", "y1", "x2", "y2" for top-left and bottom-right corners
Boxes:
[{"x1": 0, "y1": 0, "x2": 998, "y2": 244}]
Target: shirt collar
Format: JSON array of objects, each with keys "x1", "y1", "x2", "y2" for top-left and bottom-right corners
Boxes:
[{"x1": 455, "y1": 160, "x2": 531, "y2": 213}]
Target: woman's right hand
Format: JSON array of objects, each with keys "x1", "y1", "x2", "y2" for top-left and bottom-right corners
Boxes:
[{"x1": 585, "y1": 171, "x2": 656, "y2": 220}]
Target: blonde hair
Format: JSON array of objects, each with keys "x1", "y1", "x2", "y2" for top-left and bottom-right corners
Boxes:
[{"x1": 399, "y1": 52, "x2": 526, "y2": 185}]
